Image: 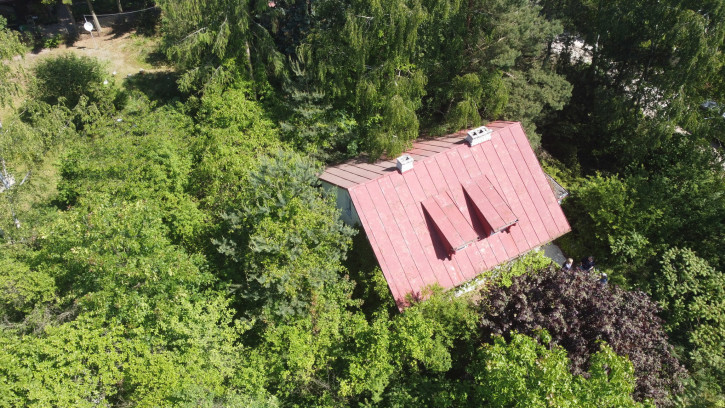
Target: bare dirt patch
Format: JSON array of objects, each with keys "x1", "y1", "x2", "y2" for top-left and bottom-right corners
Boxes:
[{"x1": 24, "y1": 30, "x2": 166, "y2": 78}]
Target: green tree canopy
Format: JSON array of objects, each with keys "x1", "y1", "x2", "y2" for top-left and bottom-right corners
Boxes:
[
  {"x1": 0, "y1": 16, "x2": 25, "y2": 107},
  {"x1": 214, "y1": 150, "x2": 353, "y2": 318},
  {"x1": 157, "y1": 0, "x2": 284, "y2": 93},
  {"x1": 32, "y1": 54, "x2": 119, "y2": 109},
  {"x1": 653, "y1": 248, "x2": 725, "y2": 403},
  {"x1": 470, "y1": 332, "x2": 652, "y2": 407},
  {"x1": 301, "y1": 0, "x2": 428, "y2": 158}
]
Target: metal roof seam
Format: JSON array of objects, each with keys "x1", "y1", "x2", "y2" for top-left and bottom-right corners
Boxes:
[
  {"x1": 500, "y1": 126, "x2": 559, "y2": 237},
  {"x1": 485, "y1": 131, "x2": 548, "y2": 245}
]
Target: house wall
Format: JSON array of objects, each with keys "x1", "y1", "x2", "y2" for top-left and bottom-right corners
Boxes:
[{"x1": 320, "y1": 181, "x2": 361, "y2": 226}]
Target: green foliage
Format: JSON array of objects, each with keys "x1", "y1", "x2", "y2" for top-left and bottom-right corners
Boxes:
[
  {"x1": 0, "y1": 254, "x2": 55, "y2": 323},
  {"x1": 214, "y1": 150, "x2": 353, "y2": 318},
  {"x1": 480, "y1": 265, "x2": 686, "y2": 406},
  {"x1": 0, "y1": 197, "x2": 248, "y2": 407},
  {"x1": 0, "y1": 16, "x2": 26, "y2": 106},
  {"x1": 251, "y1": 298, "x2": 394, "y2": 405},
  {"x1": 0, "y1": 102, "x2": 76, "y2": 242},
  {"x1": 158, "y1": 0, "x2": 284, "y2": 93},
  {"x1": 470, "y1": 332, "x2": 651, "y2": 407},
  {"x1": 159, "y1": 0, "x2": 571, "y2": 157},
  {"x1": 419, "y1": 0, "x2": 570, "y2": 145},
  {"x1": 564, "y1": 128, "x2": 725, "y2": 284},
  {"x1": 32, "y1": 54, "x2": 118, "y2": 109},
  {"x1": 190, "y1": 83, "x2": 280, "y2": 212},
  {"x1": 548, "y1": 0, "x2": 724, "y2": 108},
  {"x1": 3, "y1": 1, "x2": 723, "y2": 405},
  {"x1": 502, "y1": 66, "x2": 572, "y2": 147},
  {"x1": 448, "y1": 73, "x2": 488, "y2": 130},
  {"x1": 279, "y1": 88, "x2": 359, "y2": 158},
  {"x1": 42, "y1": 34, "x2": 63, "y2": 49},
  {"x1": 564, "y1": 174, "x2": 641, "y2": 264},
  {"x1": 345, "y1": 229, "x2": 397, "y2": 315},
  {"x1": 250, "y1": 286, "x2": 477, "y2": 407},
  {"x1": 302, "y1": 0, "x2": 427, "y2": 158},
  {"x1": 56, "y1": 104, "x2": 205, "y2": 249},
  {"x1": 488, "y1": 249, "x2": 553, "y2": 287},
  {"x1": 395, "y1": 287, "x2": 479, "y2": 369},
  {"x1": 654, "y1": 248, "x2": 725, "y2": 400}
]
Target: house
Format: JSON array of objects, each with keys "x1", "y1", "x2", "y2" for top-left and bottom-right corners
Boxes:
[{"x1": 319, "y1": 121, "x2": 570, "y2": 309}]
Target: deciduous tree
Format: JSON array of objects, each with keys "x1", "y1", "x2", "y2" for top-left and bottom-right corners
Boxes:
[
  {"x1": 214, "y1": 150, "x2": 353, "y2": 318},
  {"x1": 470, "y1": 332, "x2": 652, "y2": 407},
  {"x1": 158, "y1": 0, "x2": 284, "y2": 93},
  {"x1": 0, "y1": 17, "x2": 26, "y2": 107},
  {"x1": 653, "y1": 248, "x2": 725, "y2": 402},
  {"x1": 480, "y1": 265, "x2": 686, "y2": 406}
]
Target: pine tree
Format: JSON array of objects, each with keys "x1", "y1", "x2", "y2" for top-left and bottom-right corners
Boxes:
[{"x1": 157, "y1": 0, "x2": 284, "y2": 93}]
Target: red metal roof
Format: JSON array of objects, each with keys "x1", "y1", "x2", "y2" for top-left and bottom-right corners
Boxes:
[
  {"x1": 421, "y1": 192, "x2": 479, "y2": 254},
  {"x1": 320, "y1": 121, "x2": 571, "y2": 309},
  {"x1": 463, "y1": 175, "x2": 518, "y2": 234}
]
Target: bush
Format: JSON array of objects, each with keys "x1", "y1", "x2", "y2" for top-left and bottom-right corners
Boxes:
[
  {"x1": 42, "y1": 34, "x2": 63, "y2": 49},
  {"x1": 33, "y1": 54, "x2": 113, "y2": 108}
]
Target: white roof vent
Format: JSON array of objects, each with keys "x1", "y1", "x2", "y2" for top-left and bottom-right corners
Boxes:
[
  {"x1": 466, "y1": 126, "x2": 493, "y2": 146},
  {"x1": 396, "y1": 154, "x2": 414, "y2": 173}
]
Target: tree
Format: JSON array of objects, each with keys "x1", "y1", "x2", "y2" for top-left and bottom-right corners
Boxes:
[
  {"x1": 157, "y1": 0, "x2": 284, "y2": 93},
  {"x1": 0, "y1": 253, "x2": 55, "y2": 324},
  {"x1": 653, "y1": 248, "x2": 725, "y2": 403},
  {"x1": 0, "y1": 200, "x2": 249, "y2": 407},
  {"x1": 249, "y1": 286, "x2": 478, "y2": 407},
  {"x1": 214, "y1": 150, "x2": 354, "y2": 318},
  {"x1": 55, "y1": 103, "x2": 205, "y2": 249},
  {"x1": 416, "y1": 0, "x2": 571, "y2": 146},
  {"x1": 479, "y1": 265, "x2": 686, "y2": 406},
  {"x1": 469, "y1": 332, "x2": 652, "y2": 407},
  {"x1": 540, "y1": 0, "x2": 725, "y2": 171},
  {"x1": 33, "y1": 54, "x2": 113, "y2": 108},
  {"x1": 0, "y1": 102, "x2": 76, "y2": 242},
  {"x1": 0, "y1": 16, "x2": 26, "y2": 107},
  {"x1": 189, "y1": 82, "x2": 280, "y2": 213},
  {"x1": 562, "y1": 125, "x2": 725, "y2": 281},
  {"x1": 544, "y1": 0, "x2": 724, "y2": 108},
  {"x1": 278, "y1": 81, "x2": 358, "y2": 159},
  {"x1": 301, "y1": 0, "x2": 427, "y2": 158}
]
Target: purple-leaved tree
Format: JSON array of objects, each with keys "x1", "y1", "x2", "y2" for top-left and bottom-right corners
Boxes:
[{"x1": 479, "y1": 266, "x2": 686, "y2": 407}]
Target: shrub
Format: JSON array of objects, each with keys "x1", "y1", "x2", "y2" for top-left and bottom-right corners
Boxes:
[
  {"x1": 33, "y1": 54, "x2": 111, "y2": 108},
  {"x1": 42, "y1": 34, "x2": 63, "y2": 49}
]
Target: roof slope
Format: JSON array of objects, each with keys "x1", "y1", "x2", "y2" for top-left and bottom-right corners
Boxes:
[{"x1": 320, "y1": 121, "x2": 570, "y2": 309}]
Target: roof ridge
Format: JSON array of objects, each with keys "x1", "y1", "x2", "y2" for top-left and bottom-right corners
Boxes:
[{"x1": 320, "y1": 121, "x2": 518, "y2": 189}]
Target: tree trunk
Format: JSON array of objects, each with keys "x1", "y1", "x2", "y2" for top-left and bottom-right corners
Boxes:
[
  {"x1": 86, "y1": 0, "x2": 102, "y2": 35},
  {"x1": 245, "y1": 40, "x2": 254, "y2": 82},
  {"x1": 116, "y1": 0, "x2": 123, "y2": 13},
  {"x1": 59, "y1": 0, "x2": 77, "y2": 37}
]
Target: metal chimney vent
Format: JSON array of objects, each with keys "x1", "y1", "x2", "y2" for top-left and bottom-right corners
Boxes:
[
  {"x1": 465, "y1": 126, "x2": 493, "y2": 146},
  {"x1": 396, "y1": 154, "x2": 414, "y2": 173}
]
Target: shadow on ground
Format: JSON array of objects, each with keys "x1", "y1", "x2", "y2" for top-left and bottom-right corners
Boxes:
[{"x1": 123, "y1": 71, "x2": 182, "y2": 103}]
